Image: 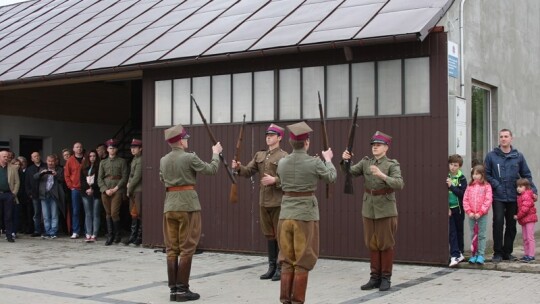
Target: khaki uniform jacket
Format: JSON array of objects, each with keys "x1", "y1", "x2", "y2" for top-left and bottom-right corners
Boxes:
[
  {"x1": 237, "y1": 147, "x2": 288, "y2": 207},
  {"x1": 127, "y1": 155, "x2": 142, "y2": 196},
  {"x1": 277, "y1": 149, "x2": 337, "y2": 221},
  {"x1": 342, "y1": 155, "x2": 404, "y2": 219},
  {"x1": 97, "y1": 156, "x2": 128, "y2": 194},
  {"x1": 160, "y1": 147, "x2": 220, "y2": 213}
]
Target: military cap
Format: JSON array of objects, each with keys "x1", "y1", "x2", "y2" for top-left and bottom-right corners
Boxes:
[
  {"x1": 105, "y1": 139, "x2": 119, "y2": 148},
  {"x1": 266, "y1": 123, "x2": 285, "y2": 137},
  {"x1": 371, "y1": 131, "x2": 392, "y2": 146},
  {"x1": 130, "y1": 139, "x2": 142, "y2": 147},
  {"x1": 287, "y1": 121, "x2": 313, "y2": 141},
  {"x1": 164, "y1": 124, "x2": 190, "y2": 143}
]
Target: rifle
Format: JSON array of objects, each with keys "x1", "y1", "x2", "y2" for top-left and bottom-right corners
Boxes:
[
  {"x1": 344, "y1": 98, "x2": 359, "y2": 195},
  {"x1": 318, "y1": 91, "x2": 331, "y2": 199},
  {"x1": 190, "y1": 94, "x2": 237, "y2": 185},
  {"x1": 229, "y1": 114, "x2": 246, "y2": 204}
]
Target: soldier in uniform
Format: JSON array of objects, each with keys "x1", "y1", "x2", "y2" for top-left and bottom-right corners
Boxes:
[
  {"x1": 341, "y1": 131, "x2": 404, "y2": 291},
  {"x1": 276, "y1": 122, "x2": 336, "y2": 304},
  {"x1": 125, "y1": 139, "x2": 143, "y2": 246},
  {"x1": 160, "y1": 124, "x2": 222, "y2": 302},
  {"x1": 97, "y1": 139, "x2": 129, "y2": 246},
  {"x1": 231, "y1": 123, "x2": 288, "y2": 281}
]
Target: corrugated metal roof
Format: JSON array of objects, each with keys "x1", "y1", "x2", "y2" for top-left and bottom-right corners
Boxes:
[{"x1": 0, "y1": 0, "x2": 453, "y2": 84}]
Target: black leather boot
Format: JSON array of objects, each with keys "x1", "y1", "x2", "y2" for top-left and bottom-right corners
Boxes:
[
  {"x1": 105, "y1": 218, "x2": 114, "y2": 246},
  {"x1": 113, "y1": 220, "x2": 122, "y2": 244},
  {"x1": 260, "y1": 239, "x2": 277, "y2": 280},
  {"x1": 167, "y1": 257, "x2": 178, "y2": 301},
  {"x1": 134, "y1": 219, "x2": 142, "y2": 246},
  {"x1": 124, "y1": 218, "x2": 138, "y2": 245},
  {"x1": 379, "y1": 277, "x2": 391, "y2": 291},
  {"x1": 360, "y1": 277, "x2": 381, "y2": 290}
]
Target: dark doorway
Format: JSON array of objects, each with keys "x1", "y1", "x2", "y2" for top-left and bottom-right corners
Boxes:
[{"x1": 19, "y1": 137, "x2": 43, "y2": 161}]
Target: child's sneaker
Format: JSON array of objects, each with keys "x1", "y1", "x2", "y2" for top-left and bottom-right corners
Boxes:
[
  {"x1": 468, "y1": 255, "x2": 477, "y2": 264},
  {"x1": 449, "y1": 257, "x2": 460, "y2": 267},
  {"x1": 457, "y1": 253, "x2": 465, "y2": 263},
  {"x1": 520, "y1": 256, "x2": 529, "y2": 262},
  {"x1": 476, "y1": 255, "x2": 485, "y2": 265}
]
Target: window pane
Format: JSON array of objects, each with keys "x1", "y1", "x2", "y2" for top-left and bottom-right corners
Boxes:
[
  {"x1": 173, "y1": 79, "x2": 191, "y2": 125},
  {"x1": 192, "y1": 76, "x2": 211, "y2": 125},
  {"x1": 351, "y1": 62, "x2": 375, "y2": 116},
  {"x1": 155, "y1": 80, "x2": 172, "y2": 126},
  {"x1": 233, "y1": 73, "x2": 252, "y2": 122},
  {"x1": 212, "y1": 75, "x2": 231, "y2": 123},
  {"x1": 404, "y1": 57, "x2": 430, "y2": 114},
  {"x1": 254, "y1": 71, "x2": 274, "y2": 121},
  {"x1": 302, "y1": 66, "x2": 324, "y2": 119},
  {"x1": 327, "y1": 64, "x2": 349, "y2": 118},
  {"x1": 377, "y1": 60, "x2": 402, "y2": 115},
  {"x1": 279, "y1": 68, "x2": 300, "y2": 120},
  {"x1": 471, "y1": 86, "x2": 490, "y2": 167}
]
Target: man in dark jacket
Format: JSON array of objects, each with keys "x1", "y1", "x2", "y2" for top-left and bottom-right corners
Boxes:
[
  {"x1": 25, "y1": 152, "x2": 46, "y2": 237},
  {"x1": 484, "y1": 129, "x2": 537, "y2": 263}
]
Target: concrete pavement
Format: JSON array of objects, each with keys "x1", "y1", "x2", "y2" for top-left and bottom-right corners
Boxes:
[{"x1": 1, "y1": 235, "x2": 539, "y2": 304}]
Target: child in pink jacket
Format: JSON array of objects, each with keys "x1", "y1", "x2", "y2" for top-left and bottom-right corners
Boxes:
[
  {"x1": 463, "y1": 165, "x2": 493, "y2": 265},
  {"x1": 514, "y1": 178, "x2": 537, "y2": 262}
]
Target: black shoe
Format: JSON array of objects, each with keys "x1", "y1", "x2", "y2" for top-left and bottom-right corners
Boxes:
[
  {"x1": 7, "y1": 237, "x2": 15, "y2": 243},
  {"x1": 492, "y1": 255, "x2": 503, "y2": 263},
  {"x1": 169, "y1": 287, "x2": 177, "y2": 302},
  {"x1": 31, "y1": 232, "x2": 41, "y2": 237},
  {"x1": 360, "y1": 278, "x2": 381, "y2": 290},
  {"x1": 379, "y1": 277, "x2": 391, "y2": 291},
  {"x1": 503, "y1": 254, "x2": 518, "y2": 261},
  {"x1": 176, "y1": 289, "x2": 200, "y2": 302}
]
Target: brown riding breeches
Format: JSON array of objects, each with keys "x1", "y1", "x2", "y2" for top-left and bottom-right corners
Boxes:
[
  {"x1": 277, "y1": 219, "x2": 319, "y2": 273},
  {"x1": 363, "y1": 216, "x2": 398, "y2": 251},
  {"x1": 129, "y1": 191, "x2": 142, "y2": 218},
  {"x1": 260, "y1": 206, "x2": 280, "y2": 239},
  {"x1": 163, "y1": 211, "x2": 201, "y2": 258},
  {"x1": 101, "y1": 192, "x2": 123, "y2": 221}
]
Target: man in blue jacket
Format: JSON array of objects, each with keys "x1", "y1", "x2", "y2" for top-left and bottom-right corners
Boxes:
[{"x1": 484, "y1": 129, "x2": 537, "y2": 263}]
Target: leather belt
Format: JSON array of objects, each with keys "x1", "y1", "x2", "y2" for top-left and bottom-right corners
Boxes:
[
  {"x1": 166, "y1": 185, "x2": 195, "y2": 192},
  {"x1": 365, "y1": 188, "x2": 394, "y2": 196},
  {"x1": 106, "y1": 175, "x2": 122, "y2": 180},
  {"x1": 284, "y1": 191, "x2": 314, "y2": 197}
]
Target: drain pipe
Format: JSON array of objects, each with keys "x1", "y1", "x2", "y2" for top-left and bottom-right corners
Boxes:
[{"x1": 459, "y1": 0, "x2": 467, "y2": 97}]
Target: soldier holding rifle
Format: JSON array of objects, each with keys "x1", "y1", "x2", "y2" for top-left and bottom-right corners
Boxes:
[
  {"x1": 277, "y1": 122, "x2": 336, "y2": 304},
  {"x1": 341, "y1": 131, "x2": 404, "y2": 292},
  {"x1": 231, "y1": 123, "x2": 288, "y2": 281},
  {"x1": 160, "y1": 124, "x2": 222, "y2": 302}
]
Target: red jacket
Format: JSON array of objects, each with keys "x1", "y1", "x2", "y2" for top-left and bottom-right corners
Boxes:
[
  {"x1": 517, "y1": 189, "x2": 538, "y2": 225},
  {"x1": 64, "y1": 155, "x2": 84, "y2": 190}
]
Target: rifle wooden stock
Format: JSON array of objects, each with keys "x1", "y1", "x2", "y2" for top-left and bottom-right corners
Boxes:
[
  {"x1": 344, "y1": 98, "x2": 359, "y2": 195},
  {"x1": 318, "y1": 91, "x2": 331, "y2": 199},
  {"x1": 191, "y1": 95, "x2": 237, "y2": 185},
  {"x1": 229, "y1": 114, "x2": 246, "y2": 204}
]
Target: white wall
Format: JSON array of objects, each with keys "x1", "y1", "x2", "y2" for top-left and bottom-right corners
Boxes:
[{"x1": 0, "y1": 115, "x2": 120, "y2": 158}]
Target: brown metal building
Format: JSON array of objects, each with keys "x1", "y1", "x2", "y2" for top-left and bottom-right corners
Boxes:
[{"x1": 0, "y1": 0, "x2": 454, "y2": 265}]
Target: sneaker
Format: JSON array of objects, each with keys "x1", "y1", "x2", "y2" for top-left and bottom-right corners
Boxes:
[
  {"x1": 492, "y1": 255, "x2": 503, "y2": 263},
  {"x1": 449, "y1": 257, "x2": 460, "y2": 267},
  {"x1": 90, "y1": 236, "x2": 96, "y2": 242},
  {"x1": 11, "y1": 232, "x2": 17, "y2": 239},
  {"x1": 468, "y1": 255, "x2": 477, "y2": 264},
  {"x1": 41, "y1": 235, "x2": 48, "y2": 239},
  {"x1": 457, "y1": 253, "x2": 465, "y2": 263},
  {"x1": 70, "y1": 233, "x2": 79, "y2": 239},
  {"x1": 85, "y1": 235, "x2": 92, "y2": 242},
  {"x1": 50, "y1": 235, "x2": 57, "y2": 239},
  {"x1": 503, "y1": 254, "x2": 518, "y2": 261},
  {"x1": 476, "y1": 255, "x2": 485, "y2": 265}
]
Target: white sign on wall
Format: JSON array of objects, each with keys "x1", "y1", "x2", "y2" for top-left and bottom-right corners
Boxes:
[{"x1": 455, "y1": 97, "x2": 466, "y2": 156}]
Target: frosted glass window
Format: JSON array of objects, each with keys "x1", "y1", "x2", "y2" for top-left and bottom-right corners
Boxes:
[
  {"x1": 377, "y1": 60, "x2": 402, "y2": 115},
  {"x1": 173, "y1": 79, "x2": 191, "y2": 125},
  {"x1": 233, "y1": 73, "x2": 252, "y2": 122},
  {"x1": 279, "y1": 68, "x2": 300, "y2": 120},
  {"x1": 155, "y1": 80, "x2": 172, "y2": 126},
  {"x1": 327, "y1": 64, "x2": 349, "y2": 118},
  {"x1": 302, "y1": 66, "x2": 324, "y2": 119},
  {"x1": 254, "y1": 71, "x2": 274, "y2": 121},
  {"x1": 351, "y1": 62, "x2": 375, "y2": 116},
  {"x1": 212, "y1": 75, "x2": 231, "y2": 123},
  {"x1": 192, "y1": 77, "x2": 211, "y2": 125},
  {"x1": 404, "y1": 57, "x2": 430, "y2": 114}
]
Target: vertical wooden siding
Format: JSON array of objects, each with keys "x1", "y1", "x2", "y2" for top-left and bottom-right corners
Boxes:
[{"x1": 142, "y1": 32, "x2": 449, "y2": 264}]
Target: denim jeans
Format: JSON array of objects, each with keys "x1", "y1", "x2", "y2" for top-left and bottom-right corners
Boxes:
[
  {"x1": 41, "y1": 196, "x2": 59, "y2": 237},
  {"x1": 71, "y1": 189, "x2": 83, "y2": 235},
  {"x1": 82, "y1": 195, "x2": 101, "y2": 236},
  {"x1": 32, "y1": 197, "x2": 42, "y2": 234}
]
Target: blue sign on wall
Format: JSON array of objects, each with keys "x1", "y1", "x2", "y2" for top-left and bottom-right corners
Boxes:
[{"x1": 448, "y1": 41, "x2": 459, "y2": 78}]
